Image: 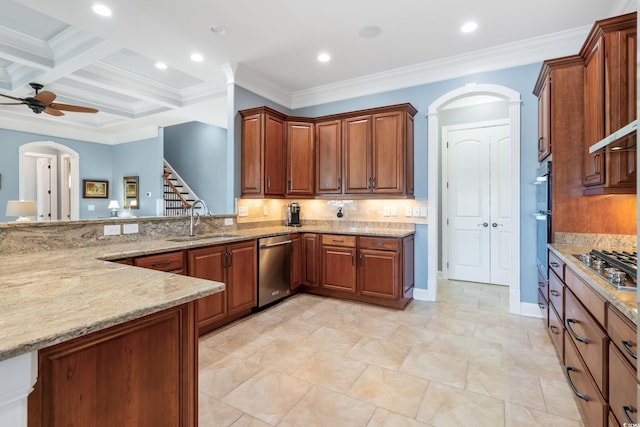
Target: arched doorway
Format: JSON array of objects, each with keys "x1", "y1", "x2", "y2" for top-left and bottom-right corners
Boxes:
[
  {"x1": 426, "y1": 83, "x2": 522, "y2": 314},
  {"x1": 19, "y1": 141, "x2": 80, "y2": 221}
]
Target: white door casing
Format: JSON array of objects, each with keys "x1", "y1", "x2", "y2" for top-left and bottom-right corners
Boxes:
[{"x1": 425, "y1": 83, "x2": 522, "y2": 315}]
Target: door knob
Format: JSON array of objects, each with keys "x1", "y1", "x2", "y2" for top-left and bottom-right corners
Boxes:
[
  {"x1": 477, "y1": 222, "x2": 488, "y2": 227},
  {"x1": 492, "y1": 223, "x2": 503, "y2": 227}
]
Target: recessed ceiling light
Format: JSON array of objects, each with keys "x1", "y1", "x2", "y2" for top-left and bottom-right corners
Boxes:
[
  {"x1": 190, "y1": 53, "x2": 204, "y2": 62},
  {"x1": 92, "y1": 4, "x2": 112, "y2": 17},
  {"x1": 210, "y1": 25, "x2": 227, "y2": 36},
  {"x1": 155, "y1": 62, "x2": 168, "y2": 70},
  {"x1": 461, "y1": 21, "x2": 478, "y2": 33},
  {"x1": 317, "y1": 52, "x2": 331, "y2": 63},
  {"x1": 358, "y1": 25, "x2": 382, "y2": 39}
]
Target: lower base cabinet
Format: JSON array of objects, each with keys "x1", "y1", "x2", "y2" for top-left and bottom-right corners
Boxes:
[
  {"x1": 188, "y1": 240, "x2": 257, "y2": 335},
  {"x1": 609, "y1": 343, "x2": 639, "y2": 425},
  {"x1": 28, "y1": 303, "x2": 198, "y2": 427}
]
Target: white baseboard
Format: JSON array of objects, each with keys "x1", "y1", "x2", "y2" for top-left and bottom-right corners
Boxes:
[
  {"x1": 520, "y1": 302, "x2": 544, "y2": 318},
  {"x1": 412, "y1": 288, "x2": 430, "y2": 301}
]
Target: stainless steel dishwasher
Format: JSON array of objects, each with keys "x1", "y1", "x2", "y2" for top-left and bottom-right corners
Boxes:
[{"x1": 258, "y1": 235, "x2": 292, "y2": 307}]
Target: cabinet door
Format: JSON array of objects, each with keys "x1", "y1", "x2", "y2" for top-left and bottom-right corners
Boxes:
[
  {"x1": 264, "y1": 113, "x2": 286, "y2": 196},
  {"x1": 134, "y1": 251, "x2": 185, "y2": 274},
  {"x1": 537, "y1": 75, "x2": 551, "y2": 161},
  {"x1": 187, "y1": 246, "x2": 226, "y2": 328},
  {"x1": 359, "y1": 248, "x2": 399, "y2": 299},
  {"x1": 227, "y1": 240, "x2": 257, "y2": 315},
  {"x1": 344, "y1": 115, "x2": 372, "y2": 193},
  {"x1": 321, "y1": 245, "x2": 357, "y2": 293},
  {"x1": 241, "y1": 114, "x2": 263, "y2": 195},
  {"x1": 402, "y1": 235, "x2": 414, "y2": 297},
  {"x1": 301, "y1": 233, "x2": 319, "y2": 286},
  {"x1": 583, "y1": 38, "x2": 605, "y2": 187},
  {"x1": 315, "y1": 120, "x2": 343, "y2": 194},
  {"x1": 287, "y1": 121, "x2": 314, "y2": 195},
  {"x1": 290, "y1": 234, "x2": 302, "y2": 290},
  {"x1": 609, "y1": 343, "x2": 638, "y2": 425},
  {"x1": 372, "y1": 111, "x2": 404, "y2": 194}
]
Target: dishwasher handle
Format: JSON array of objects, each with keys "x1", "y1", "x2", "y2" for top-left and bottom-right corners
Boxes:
[{"x1": 259, "y1": 240, "x2": 293, "y2": 249}]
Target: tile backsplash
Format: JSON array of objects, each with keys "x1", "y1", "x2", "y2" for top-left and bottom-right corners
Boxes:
[{"x1": 236, "y1": 198, "x2": 428, "y2": 225}]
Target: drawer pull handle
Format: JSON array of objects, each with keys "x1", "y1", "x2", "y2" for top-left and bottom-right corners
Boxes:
[
  {"x1": 538, "y1": 281, "x2": 546, "y2": 288},
  {"x1": 549, "y1": 262, "x2": 560, "y2": 268},
  {"x1": 332, "y1": 239, "x2": 344, "y2": 243},
  {"x1": 564, "y1": 367, "x2": 588, "y2": 401},
  {"x1": 372, "y1": 242, "x2": 385, "y2": 246},
  {"x1": 623, "y1": 405, "x2": 635, "y2": 423},
  {"x1": 566, "y1": 319, "x2": 588, "y2": 344},
  {"x1": 538, "y1": 303, "x2": 545, "y2": 309},
  {"x1": 549, "y1": 325, "x2": 560, "y2": 335},
  {"x1": 622, "y1": 340, "x2": 638, "y2": 360},
  {"x1": 151, "y1": 260, "x2": 172, "y2": 267},
  {"x1": 549, "y1": 290, "x2": 560, "y2": 297}
]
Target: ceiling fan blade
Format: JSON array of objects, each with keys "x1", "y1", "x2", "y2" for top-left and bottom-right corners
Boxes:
[
  {"x1": 0, "y1": 102, "x2": 26, "y2": 105},
  {"x1": 34, "y1": 90, "x2": 56, "y2": 104},
  {"x1": 0, "y1": 93, "x2": 26, "y2": 102},
  {"x1": 50, "y1": 103, "x2": 98, "y2": 113},
  {"x1": 44, "y1": 107, "x2": 64, "y2": 116}
]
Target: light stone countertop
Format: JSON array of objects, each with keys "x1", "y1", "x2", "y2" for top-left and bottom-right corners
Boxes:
[
  {"x1": 548, "y1": 244, "x2": 637, "y2": 324},
  {"x1": 1, "y1": 225, "x2": 414, "y2": 362}
]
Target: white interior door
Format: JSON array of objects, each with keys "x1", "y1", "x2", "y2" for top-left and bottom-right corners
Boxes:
[{"x1": 446, "y1": 122, "x2": 511, "y2": 285}]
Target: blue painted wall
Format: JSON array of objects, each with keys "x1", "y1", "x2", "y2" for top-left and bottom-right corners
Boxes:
[
  {"x1": 112, "y1": 137, "x2": 164, "y2": 217},
  {"x1": 233, "y1": 62, "x2": 542, "y2": 303},
  {"x1": 164, "y1": 121, "x2": 229, "y2": 214}
]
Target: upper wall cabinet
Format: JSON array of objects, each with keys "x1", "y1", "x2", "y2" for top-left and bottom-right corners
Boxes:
[
  {"x1": 580, "y1": 12, "x2": 636, "y2": 195},
  {"x1": 241, "y1": 103, "x2": 417, "y2": 198},
  {"x1": 240, "y1": 107, "x2": 287, "y2": 197}
]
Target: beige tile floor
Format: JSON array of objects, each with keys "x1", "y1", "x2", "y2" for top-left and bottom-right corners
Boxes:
[{"x1": 198, "y1": 280, "x2": 584, "y2": 426}]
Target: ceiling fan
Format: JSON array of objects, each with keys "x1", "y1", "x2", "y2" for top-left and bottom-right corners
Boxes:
[{"x1": 0, "y1": 82, "x2": 99, "y2": 116}]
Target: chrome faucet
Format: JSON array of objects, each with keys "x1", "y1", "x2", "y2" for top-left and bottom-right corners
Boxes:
[{"x1": 189, "y1": 199, "x2": 209, "y2": 237}]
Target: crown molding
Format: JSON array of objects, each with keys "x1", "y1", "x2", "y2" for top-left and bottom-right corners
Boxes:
[
  {"x1": 290, "y1": 25, "x2": 592, "y2": 109},
  {"x1": 233, "y1": 64, "x2": 293, "y2": 110}
]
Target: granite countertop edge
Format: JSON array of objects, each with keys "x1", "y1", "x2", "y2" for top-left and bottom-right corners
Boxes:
[{"x1": 548, "y1": 243, "x2": 637, "y2": 325}]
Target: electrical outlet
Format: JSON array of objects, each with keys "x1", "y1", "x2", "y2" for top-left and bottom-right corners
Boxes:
[
  {"x1": 88, "y1": 204, "x2": 95, "y2": 211},
  {"x1": 224, "y1": 218, "x2": 234, "y2": 226},
  {"x1": 390, "y1": 206, "x2": 397, "y2": 216},
  {"x1": 419, "y1": 207, "x2": 428, "y2": 217},
  {"x1": 123, "y1": 223, "x2": 138, "y2": 234},
  {"x1": 405, "y1": 207, "x2": 413, "y2": 217},
  {"x1": 103, "y1": 225, "x2": 120, "y2": 236},
  {"x1": 263, "y1": 206, "x2": 269, "y2": 216},
  {"x1": 383, "y1": 206, "x2": 390, "y2": 217},
  {"x1": 238, "y1": 206, "x2": 248, "y2": 217},
  {"x1": 412, "y1": 207, "x2": 420, "y2": 217}
]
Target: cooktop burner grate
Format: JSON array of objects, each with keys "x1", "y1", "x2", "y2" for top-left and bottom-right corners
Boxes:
[{"x1": 572, "y1": 249, "x2": 637, "y2": 291}]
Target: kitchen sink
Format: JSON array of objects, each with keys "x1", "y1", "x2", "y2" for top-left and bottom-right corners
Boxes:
[{"x1": 167, "y1": 234, "x2": 238, "y2": 242}]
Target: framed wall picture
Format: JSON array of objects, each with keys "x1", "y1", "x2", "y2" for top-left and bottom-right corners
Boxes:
[{"x1": 82, "y1": 179, "x2": 109, "y2": 198}]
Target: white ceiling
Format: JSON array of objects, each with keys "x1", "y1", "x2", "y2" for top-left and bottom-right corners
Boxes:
[{"x1": 0, "y1": 0, "x2": 633, "y2": 144}]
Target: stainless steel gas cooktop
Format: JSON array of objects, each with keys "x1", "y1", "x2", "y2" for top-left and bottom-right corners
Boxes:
[{"x1": 572, "y1": 250, "x2": 637, "y2": 292}]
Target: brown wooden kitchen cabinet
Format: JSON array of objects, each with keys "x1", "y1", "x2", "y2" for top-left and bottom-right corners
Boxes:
[
  {"x1": 286, "y1": 121, "x2": 315, "y2": 196},
  {"x1": 358, "y1": 237, "x2": 400, "y2": 300},
  {"x1": 536, "y1": 72, "x2": 551, "y2": 161},
  {"x1": 580, "y1": 12, "x2": 636, "y2": 195},
  {"x1": 28, "y1": 302, "x2": 198, "y2": 427},
  {"x1": 240, "y1": 107, "x2": 287, "y2": 197},
  {"x1": 320, "y1": 234, "x2": 357, "y2": 293},
  {"x1": 301, "y1": 233, "x2": 319, "y2": 287},
  {"x1": 315, "y1": 119, "x2": 343, "y2": 194},
  {"x1": 343, "y1": 115, "x2": 373, "y2": 194},
  {"x1": 187, "y1": 240, "x2": 257, "y2": 335},
  {"x1": 133, "y1": 250, "x2": 185, "y2": 274},
  {"x1": 290, "y1": 233, "x2": 302, "y2": 290}
]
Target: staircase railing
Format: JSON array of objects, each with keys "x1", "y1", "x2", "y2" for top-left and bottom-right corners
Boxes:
[{"x1": 162, "y1": 169, "x2": 192, "y2": 212}]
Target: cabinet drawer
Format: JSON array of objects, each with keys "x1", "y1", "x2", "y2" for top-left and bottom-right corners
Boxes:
[
  {"x1": 565, "y1": 289, "x2": 608, "y2": 396},
  {"x1": 548, "y1": 303, "x2": 564, "y2": 362},
  {"x1": 549, "y1": 269, "x2": 564, "y2": 319},
  {"x1": 537, "y1": 270, "x2": 549, "y2": 300},
  {"x1": 538, "y1": 288, "x2": 548, "y2": 326},
  {"x1": 358, "y1": 236, "x2": 399, "y2": 251},
  {"x1": 549, "y1": 251, "x2": 565, "y2": 281},
  {"x1": 609, "y1": 343, "x2": 638, "y2": 425},
  {"x1": 134, "y1": 251, "x2": 184, "y2": 273},
  {"x1": 564, "y1": 336, "x2": 607, "y2": 427},
  {"x1": 565, "y1": 267, "x2": 606, "y2": 326},
  {"x1": 607, "y1": 305, "x2": 638, "y2": 369},
  {"x1": 322, "y1": 234, "x2": 356, "y2": 247}
]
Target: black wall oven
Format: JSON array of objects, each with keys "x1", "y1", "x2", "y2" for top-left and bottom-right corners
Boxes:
[{"x1": 535, "y1": 162, "x2": 552, "y2": 280}]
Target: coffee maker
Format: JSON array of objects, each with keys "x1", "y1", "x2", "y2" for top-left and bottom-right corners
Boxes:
[{"x1": 286, "y1": 202, "x2": 301, "y2": 227}]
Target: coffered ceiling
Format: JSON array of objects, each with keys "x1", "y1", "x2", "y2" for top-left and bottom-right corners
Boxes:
[{"x1": 0, "y1": 0, "x2": 632, "y2": 144}]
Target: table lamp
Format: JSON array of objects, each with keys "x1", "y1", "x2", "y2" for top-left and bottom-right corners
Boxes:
[
  {"x1": 6, "y1": 200, "x2": 37, "y2": 221},
  {"x1": 108, "y1": 200, "x2": 120, "y2": 217}
]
